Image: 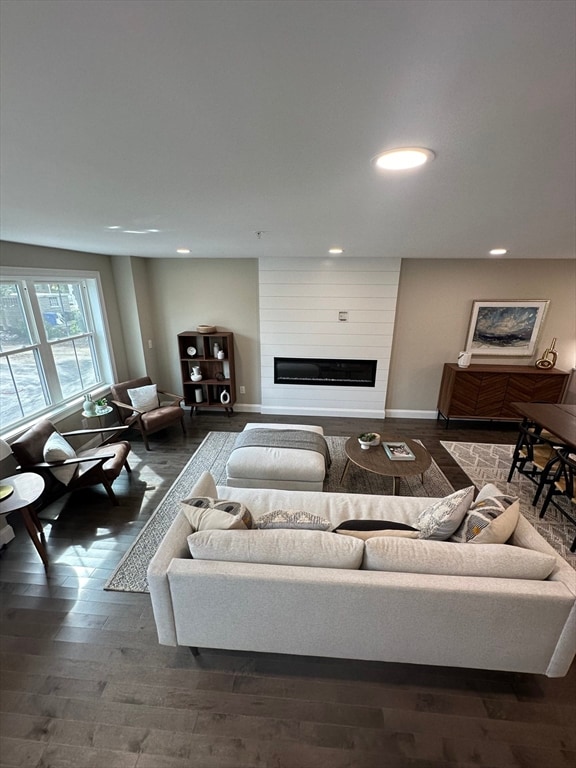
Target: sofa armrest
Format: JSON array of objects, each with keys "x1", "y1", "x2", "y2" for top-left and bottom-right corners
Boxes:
[{"x1": 147, "y1": 512, "x2": 194, "y2": 646}]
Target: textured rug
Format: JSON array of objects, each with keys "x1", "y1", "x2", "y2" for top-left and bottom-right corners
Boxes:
[
  {"x1": 105, "y1": 432, "x2": 454, "y2": 593},
  {"x1": 441, "y1": 441, "x2": 575, "y2": 567}
]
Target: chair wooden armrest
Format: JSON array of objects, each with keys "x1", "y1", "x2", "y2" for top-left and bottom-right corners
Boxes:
[
  {"x1": 157, "y1": 389, "x2": 184, "y2": 403},
  {"x1": 62, "y1": 426, "x2": 130, "y2": 438},
  {"x1": 17, "y1": 455, "x2": 114, "y2": 471}
]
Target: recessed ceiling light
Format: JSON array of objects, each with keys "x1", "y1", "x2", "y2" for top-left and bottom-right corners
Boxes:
[
  {"x1": 106, "y1": 225, "x2": 121, "y2": 230},
  {"x1": 489, "y1": 248, "x2": 508, "y2": 256},
  {"x1": 328, "y1": 247, "x2": 344, "y2": 254},
  {"x1": 373, "y1": 147, "x2": 435, "y2": 170},
  {"x1": 146, "y1": 228, "x2": 160, "y2": 233},
  {"x1": 122, "y1": 229, "x2": 148, "y2": 234},
  {"x1": 176, "y1": 248, "x2": 191, "y2": 254}
]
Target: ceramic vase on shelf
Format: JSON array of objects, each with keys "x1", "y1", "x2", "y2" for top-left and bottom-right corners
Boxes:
[
  {"x1": 83, "y1": 394, "x2": 96, "y2": 416},
  {"x1": 220, "y1": 389, "x2": 231, "y2": 405},
  {"x1": 194, "y1": 388, "x2": 203, "y2": 403},
  {"x1": 213, "y1": 343, "x2": 220, "y2": 358},
  {"x1": 217, "y1": 350, "x2": 225, "y2": 360}
]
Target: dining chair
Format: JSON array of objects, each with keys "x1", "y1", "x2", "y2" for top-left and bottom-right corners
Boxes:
[
  {"x1": 507, "y1": 422, "x2": 566, "y2": 497},
  {"x1": 538, "y1": 449, "x2": 576, "y2": 552}
]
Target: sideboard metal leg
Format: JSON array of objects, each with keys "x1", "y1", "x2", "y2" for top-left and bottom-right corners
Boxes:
[{"x1": 189, "y1": 646, "x2": 199, "y2": 657}]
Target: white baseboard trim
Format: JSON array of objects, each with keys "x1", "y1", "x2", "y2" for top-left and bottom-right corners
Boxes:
[
  {"x1": 0, "y1": 522, "x2": 15, "y2": 548},
  {"x1": 233, "y1": 404, "x2": 261, "y2": 413},
  {"x1": 385, "y1": 409, "x2": 438, "y2": 420}
]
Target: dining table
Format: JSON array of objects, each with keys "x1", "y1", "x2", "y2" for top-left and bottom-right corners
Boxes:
[{"x1": 510, "y1": 402, "x2": 576, "y2": 450}]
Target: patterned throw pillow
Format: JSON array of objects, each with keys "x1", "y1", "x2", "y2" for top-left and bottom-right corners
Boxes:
[
  {"x1": 43, "y1": 432, "x2": 78, "y2": 485},
  {"x1": 180, "y1": 496, "x2": 253, "y2": 531},
  {"x1": 450, "y1": 495, "x2": 520, "y2": 544},
  {"x1": 416, "y1": 486, "x2": 474, "y2": 540},
  {"x1": 255, "y1": 510, "x2": 331, "y2": 531},
  {"x1": 127, "y1": 384, "x2": 159, "y2": 413}
]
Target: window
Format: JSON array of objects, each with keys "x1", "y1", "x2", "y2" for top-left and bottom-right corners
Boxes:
[{"x1": 0, "y1": 270, "x2": 115, "y2": 433}]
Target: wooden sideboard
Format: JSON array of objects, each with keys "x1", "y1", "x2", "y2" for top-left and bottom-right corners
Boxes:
[{"x1": 437, "y1": 363, "x2": 569, "y2": 427}]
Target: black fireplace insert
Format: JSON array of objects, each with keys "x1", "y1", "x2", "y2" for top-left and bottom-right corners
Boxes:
[{"x1": 274, "y1": 357, "x2": 377, "y2": 387}]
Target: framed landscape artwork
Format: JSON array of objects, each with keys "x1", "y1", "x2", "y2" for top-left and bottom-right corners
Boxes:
[{"x1": 465, "y1": 300, "x2": 549, "y2": 357}]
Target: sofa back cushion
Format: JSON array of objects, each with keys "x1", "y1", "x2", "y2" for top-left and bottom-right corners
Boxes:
[
  {"x1": 362, "y1": 537, "x2": 556, "y2": 579},
  {"x1": 187, "y1": 529, "x2": 364, "y2": 569}
]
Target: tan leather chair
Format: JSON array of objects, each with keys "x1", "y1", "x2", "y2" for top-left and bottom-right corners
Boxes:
[
  {"x1": 110, "y1": 376, "x2": 186, "y2": 450},
  {"x1": 11, "y1": 419, "x2": 131, "y2": 507}
]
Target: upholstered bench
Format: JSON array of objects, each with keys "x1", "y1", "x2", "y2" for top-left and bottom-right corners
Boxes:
[{"x1": 225, "y1": 423, "x2": 329, "y2": 491}]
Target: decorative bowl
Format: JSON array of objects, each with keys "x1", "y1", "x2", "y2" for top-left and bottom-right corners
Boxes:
[
  {"x1": 358, "y1": 432, "x2": 380, "y2": 450},
  {"x1": 197, "y1": 325, "x2": 217, "y2": 334}
]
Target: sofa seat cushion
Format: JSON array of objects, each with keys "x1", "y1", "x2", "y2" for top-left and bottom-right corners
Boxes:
[
  {"x1": 362, "y1": 537, "x2": 556, "y2": 579},
  {"x1": 187, "y1": 529, "x2": 364, "y2": 569}
]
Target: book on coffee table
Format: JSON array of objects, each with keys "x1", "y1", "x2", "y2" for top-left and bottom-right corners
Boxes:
[{"x1": 382, "y1": 441, "x2": 416, "y2": 461}]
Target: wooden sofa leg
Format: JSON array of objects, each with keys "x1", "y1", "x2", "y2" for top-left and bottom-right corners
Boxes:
[{"x1": 189, "y1": 646, "x2": 200, "y2": 657}]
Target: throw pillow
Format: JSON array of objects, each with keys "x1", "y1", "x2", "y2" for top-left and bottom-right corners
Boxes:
[
  {"x1": 43, "y1": 432, "x2": 78, "y2": 485},
  {"x1": 450, "y1": 495, "x2": 520, "y2": 544},
  {"x1": 255, "y1": 509, "x2": 331, "y2": 531},
  {"x1": 180, "y1": 496, "x2": 253, "y2": 531},
  {"x1": 336, "y1": 529, "x2": 420, "y2": 540},
  {"x1": 127, "y1": 384, "x2": 159, "y2": 413},
  {"x1": 416, "y1": 486, "x2": 474, "y2": 540},
  {"x1": 334, "y1": 520, "x2": 418, "y2": 532}
]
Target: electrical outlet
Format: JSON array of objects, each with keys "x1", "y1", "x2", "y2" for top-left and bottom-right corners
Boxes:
[
  {"x1": 240, "y1": 386, "x2": 246, "y2": 394},
  {"x1": 147, "y1": 339, "x2": 153, "y2": 349}
]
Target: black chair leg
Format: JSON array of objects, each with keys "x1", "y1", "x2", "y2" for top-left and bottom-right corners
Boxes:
[{"x1": 189, "y1": 646, "x2": 200, "y2": 657}]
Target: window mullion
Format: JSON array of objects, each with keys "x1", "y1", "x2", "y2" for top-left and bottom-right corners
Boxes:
[{"x1": 25, "y1": 280, "x2": 62, "y2": 403}]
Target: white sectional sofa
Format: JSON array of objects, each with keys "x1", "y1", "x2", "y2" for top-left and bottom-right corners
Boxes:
[{"x1": 147, "y1": 472, "x2": 576, "y2": 677}]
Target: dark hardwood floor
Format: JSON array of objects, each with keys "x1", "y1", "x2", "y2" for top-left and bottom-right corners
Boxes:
[{"x1": 1, "y1": 413, "x2": 574, "y2": 768}]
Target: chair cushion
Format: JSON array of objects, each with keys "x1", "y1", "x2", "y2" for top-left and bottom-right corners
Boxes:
[
  {"x1": 127, "y1": 384, "x2": 159, "y2": 413},
  {"x1": 43, "y1": 432, "x2": 78, "y2": 485}
]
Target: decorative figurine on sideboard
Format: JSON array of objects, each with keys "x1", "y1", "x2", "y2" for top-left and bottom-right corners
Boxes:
[{"x1": 535, "y1": 338, "x2": 558, "y2": 369}]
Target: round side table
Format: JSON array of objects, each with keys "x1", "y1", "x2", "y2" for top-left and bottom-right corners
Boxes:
[{"x1": 0, "y1": 473, "x2": 48, "y2": 570}]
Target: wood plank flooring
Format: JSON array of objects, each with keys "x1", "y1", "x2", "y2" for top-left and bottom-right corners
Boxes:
[{"x1": 1, "y1": 413, "x2": 575, "y2": 768}]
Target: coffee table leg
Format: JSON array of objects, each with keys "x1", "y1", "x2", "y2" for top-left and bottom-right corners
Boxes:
[{"x1": 340, "y1": 458, "x2": 351, "y2": 485}]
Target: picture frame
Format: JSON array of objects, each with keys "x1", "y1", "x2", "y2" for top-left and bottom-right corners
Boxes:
[{"x1": 464, "y1": 300, "x2": 549, "y2": 357}]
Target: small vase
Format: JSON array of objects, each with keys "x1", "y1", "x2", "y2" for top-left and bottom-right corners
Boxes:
[
  {"x1": 220, "y1": 390, "x2": 231, "y2": 405},
  {"x1": 83, "y1": 395, "x2": 96, "y2": 416},
  {"x1": 217, "y1": 350, "x2": 225, "y2": 360}
]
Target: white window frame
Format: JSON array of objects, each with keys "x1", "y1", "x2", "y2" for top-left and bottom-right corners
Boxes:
[{"x1": 0, "y1": 267, "x2": 117, "y2": 437}]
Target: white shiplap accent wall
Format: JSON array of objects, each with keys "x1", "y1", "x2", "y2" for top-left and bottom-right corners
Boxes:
[{"x1": 259, "y1": 258, "x2": 401, "y2": 417}]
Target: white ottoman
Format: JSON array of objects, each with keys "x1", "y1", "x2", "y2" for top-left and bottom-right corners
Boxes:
[{"x1": 226, "y1": 423, "x2": 328, "y2": 491}]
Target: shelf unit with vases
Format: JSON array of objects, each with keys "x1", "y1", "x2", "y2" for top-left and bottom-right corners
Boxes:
[{"x1": 177, "y1": 330, "x2": 236, "y2": 415}]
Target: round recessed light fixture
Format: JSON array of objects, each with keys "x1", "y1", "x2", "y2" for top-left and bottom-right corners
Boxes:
[
  {"x1": 176, "y1": 248, "x2": 191, "y2": 254},
  {"x1": 106, "y1": 225, "x2": 121, "y2": 230},
  {"x1": 373, "y1": 147, "x2": 435, "y2": 170},
  {"x1": 328, "y1": 247, "x2": 344, "y2": 254},
  {"x1": 489, "y1": 248, "x2": 508, "y2": 256}
]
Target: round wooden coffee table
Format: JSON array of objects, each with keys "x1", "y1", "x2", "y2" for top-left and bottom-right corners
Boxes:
[{"x1": 340, "y1": 437, "x2": 432, "y2": 495}]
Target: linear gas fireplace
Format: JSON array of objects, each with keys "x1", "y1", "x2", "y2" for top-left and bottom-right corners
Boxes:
[{"x1": 274, "y1": 357, "x2": 377, "y2": 387}]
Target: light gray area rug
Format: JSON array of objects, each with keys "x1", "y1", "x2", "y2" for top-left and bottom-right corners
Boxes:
[
  {"x1": 441, "y1": 441, "x2": 575, "y2": 567},
  {"x1": 105, "y1": 432, "x2": 453, "y2": 593}
]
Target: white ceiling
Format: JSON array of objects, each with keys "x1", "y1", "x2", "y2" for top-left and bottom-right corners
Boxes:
[{"x1": 1, "y1": 0, "x2": 575, "y2": 261}]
